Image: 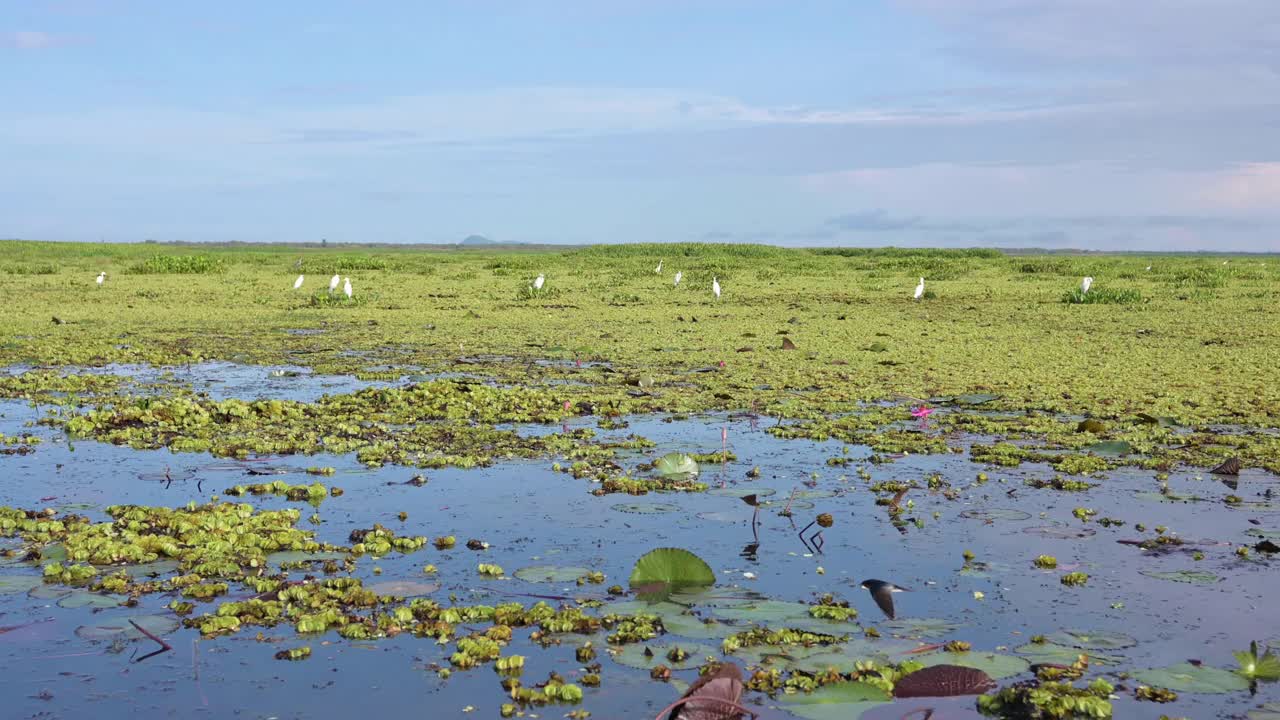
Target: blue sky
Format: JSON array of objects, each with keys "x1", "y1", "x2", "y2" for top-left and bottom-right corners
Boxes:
[{"x1": 2, "y1": 0, "x2": 1278, "y2": 250}]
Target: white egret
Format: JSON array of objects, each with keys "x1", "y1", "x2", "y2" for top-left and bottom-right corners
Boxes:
[
  {"x1": 712, "y1": 276, "x2": 721, "y2": 299},
  {"x1": 913, "y1": 277, "x2": 925, "y2": 300},
  {"x1": 1145, "y1": 265, "x2": 1152, "y2": 271},
  {"x1": 533, "y1": 274, "x2": 545, "y2": 290},
  {"x1": 328, "y1": 274, "x2": 340, "y2": 294},
  {"x1": 674, "y1": 271, "x2": 682, "y2": 287},
  {"x1": 95, "y1": 272, "x2": 106, "y2": 287},
  {"x1": 343, "y1": 277, "x2": 352, "y2": 299},
  {"x1": 655, "y1": 260, "x2": 663, "y2": 274},
  {"x1": 293, "y1": 275, "x2": 305, "y2": 290},
  {"x1": 1081, "y1": 276, "x2": 1093, "y2": 294}
]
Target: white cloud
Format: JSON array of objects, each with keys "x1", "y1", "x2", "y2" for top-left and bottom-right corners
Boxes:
[{"x1": 1, "y1": 31, "x2": 77, "y2": 50}]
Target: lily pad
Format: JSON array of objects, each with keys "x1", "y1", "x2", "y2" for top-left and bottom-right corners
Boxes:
[
  {"x1": 267, "y1": 550, "x2": 348, "y2": 566},
  {"x1": 695, "y1": 511, "x2": 744, "y2": 523},
  {"x1": 1022, "y1": 525, "x2": 1096, "y2": 540},
  {"x1": 793, "y1": 489, "x2": 839, "y2": 499},
  {"x1": 659, "y1": 611, "x2": 740, "y2": 640},
  {"x1": 954, "y1": 394, "x2": 1001, "y2": 406},
  {"x1": 0, "y1": 575, "x2": 42, "y2": 595},
  {"x1": 1132, "y1": 663, "x2": 1251, "y2": 694},
  {"x1": 40, "y1": 544, "x2": 67, "y2": 563},
  {"x1": 1044, "y1": 629, "x2": 1137, "y2": 650},
  {"x1": 629, "y1": 548, "x2": 715, "y2": 593},
  {"x1": 512, "y1": 566, "x2": 594, "y2": 584},
  {"x1": 959, "y1": 508, "x2": 1031, "y2": 522},
  {"x1": 1014, "y1": 642, "x2": 1124, "y2": 666},
  {"x1": 29, "y1": 584, "x2": 73, "y2": 600},
  {"x1": 708, "y1": 487, "x2": 777, "y2": 499},
  {"x1": 1133, "y1": 491, "x2": 1206, "y2": 504},
  {"x1": 1086, "y1": 440, "x2": 1134, "y2": 456},
  {"x1": 366, "y1": 580, "x2": 439, "y2": 597},
  {"x1": 654, "y1": 452, "x2": 699, "y2": 479},
  {"x1": 880, "y1": 618, "x2": 963, "y2": 640},
  {"x1": 712, "y1": 601, "x2": 862, "y2": 635},
  {"x1": 1140, "y1": 569, "x2": 1221, "y2": 585},
  {"x1": 777, "y1": 681, "x2": 892, "y2": 719},
  {"x1": 1248, "y1": 702, "x2": 1280, "y2": 720},
  {"x1": 76, "y1": 614, "x2": 181, "y2": 641},
  {"x1": 58, "y1": 591, "x2": 124, "y2": 609},
  {"x1": 613, "y1": 642, "x2": 720, "y2": 670},
  {"x1": 611, "y1": 502, "x2": 681, "y2": 514},
  {"x1": 915, "y1": 651, "x2": 1030, "y2": 680},
  {"x1": 126, "y1": 559, "x2": 182, "y2": 577}
]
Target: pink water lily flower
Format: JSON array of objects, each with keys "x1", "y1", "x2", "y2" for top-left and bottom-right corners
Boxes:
[{"x1": 910, "y1": 406, "x2": 934, "y2": 419}]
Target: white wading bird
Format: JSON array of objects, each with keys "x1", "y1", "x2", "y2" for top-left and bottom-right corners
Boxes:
[
  {"x1": 674, "y1": 271, "x2": 682, "y2": 287},
  {"x1": 96, "y1": 272, "x2": 106, "y2": 287},
  {"x1": 343, "y1": 277, "x2": 352, "y2": 299},
  {"x1": 914, "y1": 277, "x2": 925, "y2": 300},
  {"x1": 1081, "y1": 276, "x2": 1093, "y2": 294},
  {"x1": 533, "y1": 274, "x2": 545, "y2": 290},
  {"x1": 328, "y1": 274, "x2": 340, "y2": 294},
  {"x1": 293, "y1": 275, "x2": 305, "y2": 290},
  {"x1": 655, "y1": 260, "x2": 663, "y2": 274},
  {"x1": 712, "y1": 276, "x2": 721, "y2": 299}
]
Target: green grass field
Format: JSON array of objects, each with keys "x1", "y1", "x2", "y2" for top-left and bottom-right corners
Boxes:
[{"x1": 3, "y1": 240, "x2": 1276, "y2": 427}]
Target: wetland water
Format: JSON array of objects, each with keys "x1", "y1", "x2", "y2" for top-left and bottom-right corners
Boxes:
[{"x1": 1, "y1": 366, "x2": 1277, "y2": 719}]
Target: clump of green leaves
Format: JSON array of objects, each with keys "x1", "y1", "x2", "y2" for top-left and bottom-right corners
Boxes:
[
  {"x1": 1060, "y1": 572, "x2": 1089, "y2": 587},
  {"x1": 978, "y1": 678, "x2": 1114, "y2": 718},
  {"x1": 1034, "y1": 555, "x2": 1058, "y2": 569}
]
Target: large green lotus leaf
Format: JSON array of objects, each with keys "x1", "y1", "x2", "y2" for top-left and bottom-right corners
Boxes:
[
  {"x1": 513, "y1": 565, "x2": 592, "y2": 584},
  {"x1": 654, "y1": 452, "x2": 699, "y2": 479},
  {"x1": 1132, "y1": 663, "x2": 1251, "y2": 693},
  {"x1": 613, "y1": 642, "x2": 720, "y2": 670},
  {"x1": 76, "y1": 614, "x2": 180, "y2": 641},
  {"x1": 0, "y1": 575, "x2": 43, "y2": 595},
  {"x1": 880, "y1": 618, "x2": 963, "y2": 639},
  {"x1": 915, "y1": 651, "x2": 1029, "y2": 680},
  {"x1": 708, "y1": 487, "x2": 777, "y2": 499},
  {"x1": 366, "y1": 580, "x2": 439, "y2": 597},
  {"x1": 612, "y1": 502, "x2": 681, "y2": 514},
  {"x1": 1044, "y1": 629, "x2": 1137, "y2": 650},
  {"x1": 58, "y1": 591, "x2": 124, "y2": 609},
  {"x1": 1087, "y1": 441, "x2": 1134, "y2": 456},
  {"x1": 1014, "y1": 642, "x2": 1124, "y2": 666},
  {"x1": 1140, "y1": 569, "x2": 1221, "y2": 585},
  {"x1": 629, "y1": 548, "x2": 715, "y2": 590},
  {"x1": 776, "y1": 681, "x2": 892, "y2": 719},
  {"x1": 959, "y1": 509, "x2": 1031, "y2": 522}
]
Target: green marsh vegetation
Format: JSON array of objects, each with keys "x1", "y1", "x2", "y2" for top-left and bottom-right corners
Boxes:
[{"x1": 1, "y1": 240, "x2": 1278, "y2": 718}]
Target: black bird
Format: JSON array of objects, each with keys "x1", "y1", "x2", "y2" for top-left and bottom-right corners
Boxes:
[{"x1": 861, "y1": 579, "x2": 910, "y2": 620}]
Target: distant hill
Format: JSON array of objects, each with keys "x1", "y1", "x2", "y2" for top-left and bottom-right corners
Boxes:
[{"x1": 459, "y1": 235, "x2": 499, "y2": 246}]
